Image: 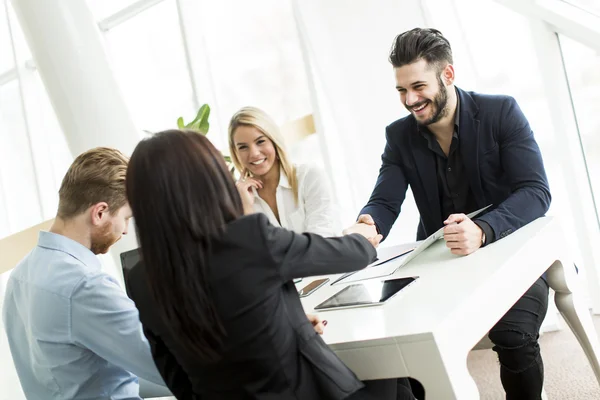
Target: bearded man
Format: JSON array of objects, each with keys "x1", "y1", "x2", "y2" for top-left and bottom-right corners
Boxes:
[
  {"x1": 3, "y1": 147, "x2": 168, "y2": 399},
  {"x1": 350, "y1": 28, "x2": 551, "y2": 400}
]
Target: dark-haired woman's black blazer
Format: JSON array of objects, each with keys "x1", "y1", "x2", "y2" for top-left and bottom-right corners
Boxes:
[{"x1": 126, "y1": 213, "x2": 377, "y2": 399}]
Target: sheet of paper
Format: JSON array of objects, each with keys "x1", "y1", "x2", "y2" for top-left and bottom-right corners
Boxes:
[
  {"x1": 333, "y1": 253, "x2": 412, "y2": 284},
  {"x1": 371, "y1": 242, "x2": 420, "y2": 267},
  {"x1": 332, "y1": 241, "x2": 420, "y2": 285}
]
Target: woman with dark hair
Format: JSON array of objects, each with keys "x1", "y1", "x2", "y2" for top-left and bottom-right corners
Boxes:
[{"x1": 125, "y1": 129, "x2": 415, "y2": 400}]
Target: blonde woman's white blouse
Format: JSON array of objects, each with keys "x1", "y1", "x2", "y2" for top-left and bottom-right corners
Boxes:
[{"x1": 251, "y1": 164, "x2": 339, "y2": 237}]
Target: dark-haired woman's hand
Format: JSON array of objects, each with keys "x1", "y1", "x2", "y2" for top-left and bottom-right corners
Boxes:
[
  {"x1": 366, "y1": 234, "x2": 383, "y2": 248},
  {"x1": 306, "y1": 314, "x2": 326, "y2": 335},
  {"x1": 236, "y1": 177, "x2": 262, "y2": 215},
  {"x1": 342, "y1": 222, "x2": 383, "y2": 248}
]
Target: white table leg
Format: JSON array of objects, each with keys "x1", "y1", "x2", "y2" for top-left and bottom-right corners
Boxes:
[
  {"x1": 547, "y1": 259, "x2": 600, "y2": 386},
  {"x1": 415, "y1": 357, "x2": 479, "y2": 399},
  {"x1": 403, "y1": 341, "x2": 480, "y2": 400}
]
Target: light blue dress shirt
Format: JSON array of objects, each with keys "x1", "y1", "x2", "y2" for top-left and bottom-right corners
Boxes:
[{"x1": 2, "y1": 231, "x2": 165, "y2": 399}]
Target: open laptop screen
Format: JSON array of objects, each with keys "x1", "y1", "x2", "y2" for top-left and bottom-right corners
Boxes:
[{"x1": 119, "y1": 248, "x2": 141, "y2": 294}]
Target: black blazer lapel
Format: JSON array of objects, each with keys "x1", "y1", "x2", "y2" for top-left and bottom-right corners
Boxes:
[{"x1": 457, "y1": 88, "x2": 486, "y2": 208}]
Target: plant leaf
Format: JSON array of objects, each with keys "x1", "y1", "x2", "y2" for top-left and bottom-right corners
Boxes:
[
  {"x1": 187, "y1": 104, "x2": 209, "y2": 128},
  {"x1": 198, "y1": 121, "x2": 209, "y2": 135},
  {"x1": 190, "y1": 104, "x2": 209, "y2": 134},
  {"x1": 197, "y1": 105, "x2": 210, "y2": 131},
  {"x1": 197, "y1": 104, "x2": 210, "y2": 121},
  {"x1": 177, "y1": 104, "x2": 211, "y2": 135}
]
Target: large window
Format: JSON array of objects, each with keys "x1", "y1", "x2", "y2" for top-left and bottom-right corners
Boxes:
[
  {"x1": 22, "y1": 71, "x2": 73, "y2": 218},
  {"x1": 100, "y1": 0, "x2": 313, "y2": 155},
  {"x1": 196, "y1": 0, "x2": 312, "y2": 130},
  {"x1": 85, "y1": 0, "x2": 146, "y2": 20},
  {"x1": 0, "y1": 3, "x2": 13, "y2": 72},
  {"x1": 4, "y1": 4, "x2": 31, "y2": 64},
  {"x1": 559, "y1": 34, "x2": 600, "y2": 223},
  {"x1": 0, "y1": 7, "x2": 47, "y2": 400},
  {"x1": 103, "y1": 0, "x2": 195, "y2": 134},
  {"x1": 423, "y1": 0, "x2": 586, "y2": 267},
  {"x1": 0, "y1": 78, "x2": 42, "y2": 233},
  {"x1": 561, "y1": 0, "x2": 600, "y2": 17},
  {"x1": 0, "y1": 4, "x2": 72, "y2": 227}
]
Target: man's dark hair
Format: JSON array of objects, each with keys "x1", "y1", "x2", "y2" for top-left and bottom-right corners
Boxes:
[{"x1": 389, "y1": 28, "x2": 453, "y2": 71}]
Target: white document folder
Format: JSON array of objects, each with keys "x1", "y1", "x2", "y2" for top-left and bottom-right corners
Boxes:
[{"x1": 334, "y1": 204, "x2": 493, "y2": 285}]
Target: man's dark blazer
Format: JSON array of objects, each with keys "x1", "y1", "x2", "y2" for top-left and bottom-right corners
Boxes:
[
  {"x1": 360, "y1": 87, "x2": 551, "y2": 242},
  {"x1": 126, "y1": 213, "x2": 378, "y2": 400}
]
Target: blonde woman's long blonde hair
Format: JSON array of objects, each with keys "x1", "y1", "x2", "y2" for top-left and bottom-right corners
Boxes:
[{"x1": 228, "y1": 107, "x2": 298, "y2": 203}]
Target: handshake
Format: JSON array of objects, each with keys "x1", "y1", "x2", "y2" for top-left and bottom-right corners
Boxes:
[{"x1": 343, "y1": 214, "x2": 383, "y2": 248}]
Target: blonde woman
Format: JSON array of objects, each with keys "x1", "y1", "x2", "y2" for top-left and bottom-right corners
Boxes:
[{"x1": 229, "y1": 106, "x2": 338, "y2": 237}]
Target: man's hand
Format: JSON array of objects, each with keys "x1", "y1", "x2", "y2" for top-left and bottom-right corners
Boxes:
[
  {"x1": 443, "y1": 213, "x2": 483, "y2": 256},
  {"x1": 306, "y1": 313, "x2": 327, "y2": 335},
  {"x1": 357, "y1": 214, "x2": 375, "y2": 226},
  {"x1": 343, "y1": 214, "x2": 383, "y2": 248}
]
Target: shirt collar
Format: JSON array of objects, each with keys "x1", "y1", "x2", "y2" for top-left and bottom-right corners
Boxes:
[
  {"x1": 454, "y1": 87, "x2": 460, "y2": 133},
  {"x1": 37, "y1": 231, "x2": 102, "y2": 270}
]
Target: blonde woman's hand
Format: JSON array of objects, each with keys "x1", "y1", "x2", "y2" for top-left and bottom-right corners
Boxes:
[{"x1": 236, "y1": 177, "x2": 262, "y2": 215}]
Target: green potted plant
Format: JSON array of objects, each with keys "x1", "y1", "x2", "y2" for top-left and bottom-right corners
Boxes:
[{"x1": 177, "y1": 104, "x2": 235, "y2": 174}]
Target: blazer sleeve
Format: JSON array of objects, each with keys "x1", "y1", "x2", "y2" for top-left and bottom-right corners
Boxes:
[
  {"x1": 359, "y1": 126, "x2": 409, "y2": 239},
  {"x1": 475, "y1": 96, "x2": 551, "y2": 240},
  {"x1": 258, "y1": 214, "x2": 377, "y2": 282},
  {"x1": 143, "y1": 327, "x2": 199, "y2": 400},
  {"x1": 126, "y1": 265, "x2": 198, "y2": 400},
  {"x1": 301, "y1": 164, "x2": 339, "y2": 237}
]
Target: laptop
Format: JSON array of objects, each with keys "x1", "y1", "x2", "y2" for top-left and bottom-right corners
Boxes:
[{"x1": 119, "y1": 248, "x2": 141, "y2": 294}]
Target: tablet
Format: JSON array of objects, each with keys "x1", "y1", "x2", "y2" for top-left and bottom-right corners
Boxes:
[{"x1": 314, "y1": 276, "x2": 418, "y2": 311}]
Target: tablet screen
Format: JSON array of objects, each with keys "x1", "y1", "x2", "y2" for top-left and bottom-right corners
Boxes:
[{"x1": 314, "y1": 276, "x2": 417, "y2": 310}]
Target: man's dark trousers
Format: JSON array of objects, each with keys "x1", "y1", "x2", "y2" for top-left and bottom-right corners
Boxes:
[{"x1": 489, "y1": 277, "x2": 549, "y2": 400}]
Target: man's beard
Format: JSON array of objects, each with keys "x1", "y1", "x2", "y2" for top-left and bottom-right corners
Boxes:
[
  {"x1": 90, "y1": 223, "x2": 120, "y2": 255},
  {"x1": 410, "y1": 76, "x2": 449, "y2": 126}
]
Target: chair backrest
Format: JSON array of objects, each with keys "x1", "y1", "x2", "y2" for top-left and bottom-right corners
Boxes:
[
  {"x1": 0, "y1": 219, "x2": 54, "y2": 275},
  {"x1": 280, "y1": 114, "x2": 316, "y2": 146}
]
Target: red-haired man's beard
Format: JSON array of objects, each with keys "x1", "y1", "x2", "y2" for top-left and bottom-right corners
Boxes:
[{"x1": 91, "y1": 222, "x2": 121, "y2": 255}]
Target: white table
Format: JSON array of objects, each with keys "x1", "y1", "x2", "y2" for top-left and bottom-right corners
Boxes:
[{"x1": 300, "y1": 217, "x2": 600, "y2": 399}]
